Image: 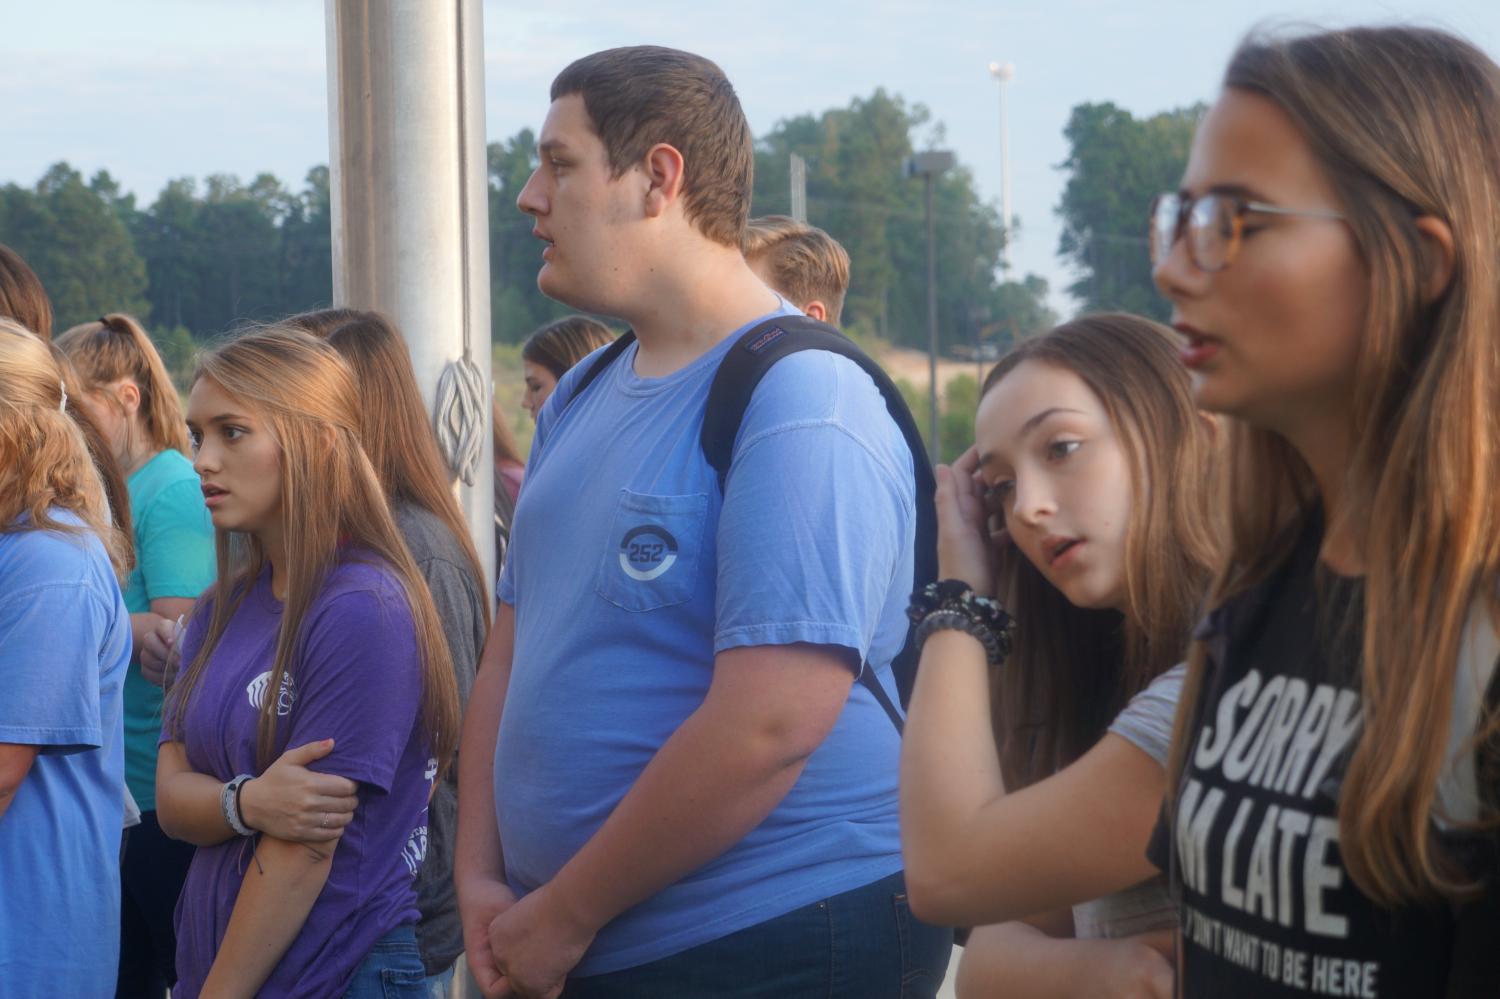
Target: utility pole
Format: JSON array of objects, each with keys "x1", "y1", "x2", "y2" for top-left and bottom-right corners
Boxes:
[
  {"x1": 789, "y1": 153, "x2": 807, "y2": 222},
  {"x1": 989, "y1": 61, "x2": 1016, "y2": 273},
  {"x1": 903, "y1": 150, "x2": 955, "y2": 464}
]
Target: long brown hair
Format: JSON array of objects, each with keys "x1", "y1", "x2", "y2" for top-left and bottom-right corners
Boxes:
[
  {"x1": 325, "y1": 311, "x2": 492, "y2": 619},
  {"x1": 983, "y1": 314, "x2": 1220, "y2": 789},
  {"x1": 0, "y1": 243, "x2": 134, "y2": 565},
  {"x1": 57, "y1": 313, "x2": 192, "y2": 457},
  {"x1": 1166, "y1": 26, "x2": 1500, "y2": 905},
  {"x1": 164, "y1": 326, "x2": 460, "y2": 775},
  {"x1": 0, "y1": 320, "x2": 129, "y2": 575}
]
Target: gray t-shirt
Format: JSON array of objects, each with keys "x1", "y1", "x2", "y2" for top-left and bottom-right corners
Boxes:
[
  {"x1": 1071, "y1": 662, "x2": 1185, "y2": 939},
  {"x1": 394, "y1": 501, "x2": 488, "y2": 974}
]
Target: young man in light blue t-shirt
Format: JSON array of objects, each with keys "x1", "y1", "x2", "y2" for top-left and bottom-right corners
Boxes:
[{"x1": 454, "y1": 46, "x2": 951, "y2": 998}]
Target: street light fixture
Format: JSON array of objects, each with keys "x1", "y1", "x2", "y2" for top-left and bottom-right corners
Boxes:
[
  {"x1": 903, "y1": 149, "x2": 955, "y2": 464},
  {"x1": 988, "y1": 61, "x2": 1015, "y2": 272}
]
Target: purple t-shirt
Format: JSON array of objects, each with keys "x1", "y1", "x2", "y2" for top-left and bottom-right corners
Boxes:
[{"x1": 161, "y1": 558, "x2": 434, "y2": 999}]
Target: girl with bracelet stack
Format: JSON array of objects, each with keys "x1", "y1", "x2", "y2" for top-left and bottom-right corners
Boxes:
[
  {"x1": 900, "y1": 313, "x2": 1220, "y2": 998},
  {"x1": 155, "y1": 326, "x2": 459, "y2": 999}
]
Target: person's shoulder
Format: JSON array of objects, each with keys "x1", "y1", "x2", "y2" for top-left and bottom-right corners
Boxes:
[
  {"x1": 393, "y1": 502, "x2": 479, "y2": 580},
  {"x1": 319, "y1": 551, "x2": 409, "y2": 608},
  {"x1": 540, "y1": 340, "x2": 621, "y2": 422},
  {"x1": 130, "y1": 449, "x2": 199, "y2": 500},
  {"x1": 0, "y1": 513, "x2": 113, "y2": 597},
  {"x1": 392, "y1": 501, "x2": 448, "y2": 557},
  {"x1": 741, "y1": 347, "x2": 912, "y2": 479},
  {"x1": 1140, "y1": 661, "x2": 1188, "y2": 698}
]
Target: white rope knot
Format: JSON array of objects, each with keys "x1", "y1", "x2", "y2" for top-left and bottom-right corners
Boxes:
[{"x1": 435, "y1": 354, "x2": 486, "y2": 486}]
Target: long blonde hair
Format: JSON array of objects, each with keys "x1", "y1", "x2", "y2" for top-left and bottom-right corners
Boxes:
[
  {"x1": 0, "y1": 320, "x2": 129, "y2": 575},
  {"x1": 982, "y1": 314, "x2": 1221, "y2": 788},
  {"x1": 1167, "y1": 25, "x2": 1500, "y2": 905},
  {"x1": 57, "y1": 313, "x2": 192, "y2": 457},
  {"x1": 324, "y1": 311, "x2": 492, "y2": 619},
  {"x1": 164, "y1": 326, "x2": 460, "y2": 775}
]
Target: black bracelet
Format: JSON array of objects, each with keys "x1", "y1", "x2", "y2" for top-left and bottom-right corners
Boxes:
[{"x1": 907, "y1": 580, "x2": 1014, "y2": 666}]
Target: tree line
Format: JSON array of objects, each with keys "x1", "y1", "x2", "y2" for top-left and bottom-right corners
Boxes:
[{"x1": 0, "y1": 92, "x2": 1201, "y2": 363}]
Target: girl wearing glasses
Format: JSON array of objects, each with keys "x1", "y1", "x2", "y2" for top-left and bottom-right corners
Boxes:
[
  {"x1": 1152, "y1": 26, "x2": 1500, "y2": 996},
  {"x1": 901, "y1": 314, "x2": 1220, "y2": 998},
  {"x1": 156, "y1": 327, "x2": 460, "y2": 998}
]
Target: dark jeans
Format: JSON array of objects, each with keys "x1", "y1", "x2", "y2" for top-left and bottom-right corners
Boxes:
[
  {"x1": 561, "y1": 871, "x2": 952, "y2": 999},
  {"x1": 343, "y1": 925, "x2": 428, "y2": 999},
  {"x1": 117, "y1": 810, "x2": 195, "y2": 998}
]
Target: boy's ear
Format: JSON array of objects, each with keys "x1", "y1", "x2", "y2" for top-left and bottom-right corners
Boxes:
[
  {"x1": 643, "y1": 143, "x2": 686, "y2": 219},
  {"x1": 803, "y1": 300, "x2": 828, "y2": 323}
]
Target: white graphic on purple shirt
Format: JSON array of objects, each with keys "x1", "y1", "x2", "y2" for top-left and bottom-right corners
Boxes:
[
  {"x1": 401, "y1": 825, "x2": 429, "y2": 876},
  {"x1": 245, "y1": 670, "x2": 297, "y2": 717}
]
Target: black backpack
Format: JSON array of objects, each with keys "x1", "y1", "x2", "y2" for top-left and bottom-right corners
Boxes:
[{"x1": 566, "y1": 314, "x2": 937, "y2": 732}]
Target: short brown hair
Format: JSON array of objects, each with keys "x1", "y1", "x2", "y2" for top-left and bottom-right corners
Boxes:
[
  {"x1": 551, "y1": 46, "x2": 753, "y2": 248},
  {"x1": 743, "y1": 216, "x2": 851, "y2": 324}
]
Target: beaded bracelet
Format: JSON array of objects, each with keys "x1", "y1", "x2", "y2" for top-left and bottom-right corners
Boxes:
[{"x1": 906, "y1": 580, "x2": 1015, "y2": 666}]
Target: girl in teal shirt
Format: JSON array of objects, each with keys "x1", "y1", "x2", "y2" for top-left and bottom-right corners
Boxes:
[{"x1": 59, "y1": 313, "x2": 214, "y2": 997}]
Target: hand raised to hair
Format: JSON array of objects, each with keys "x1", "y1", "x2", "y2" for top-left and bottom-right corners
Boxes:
[
  {"x1": 935, "y1": 446, "x2": 998, "y2": 596},
  {"x1": 236, "y1": 739, "x2": 359, "y2": 843}
]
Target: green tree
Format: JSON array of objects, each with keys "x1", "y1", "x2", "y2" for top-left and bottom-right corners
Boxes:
[
  {"x1": 0, "y1": 162, "x2": 149, "y2": 330},
  {"x1": 487, "y1": 129, "x2": 574, "y2": 343},
  {"x1": 195, "y1": 173, "x2": 286, "y2": 330},
  {"x1": 752, "y1": 89, "x2": 1049, "y2": 355},
  {"x1": 134, "y1": 177, "x2": 204, "y2": 331},
  {"x1": 1057, "y1": 102, "x2": 1203, "y2": 320},
  {"x1": 278, "y1": 166, "x2": 333, "y2": 314}
]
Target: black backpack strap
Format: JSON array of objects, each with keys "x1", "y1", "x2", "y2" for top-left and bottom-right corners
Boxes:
[
  {"x1": 701, "y1": 315, "x2": 937, "y2": 728},
  {"x1": 563, "y1": 330, "x2": 637, "y2": 411}
]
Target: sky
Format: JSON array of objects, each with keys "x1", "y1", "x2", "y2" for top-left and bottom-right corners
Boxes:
[{"x1": 4, "y1": 0, "x2": 1499, "y2": 315}]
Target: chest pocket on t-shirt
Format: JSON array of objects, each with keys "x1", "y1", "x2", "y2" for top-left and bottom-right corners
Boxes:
[{"x1": 595, "y1": 490, "x2": 708, "y2": 612}]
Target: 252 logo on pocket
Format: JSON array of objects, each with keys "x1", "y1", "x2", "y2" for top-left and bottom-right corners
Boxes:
[{"x1": 618, "y1": 525, "x2": 680, "y2": 581}]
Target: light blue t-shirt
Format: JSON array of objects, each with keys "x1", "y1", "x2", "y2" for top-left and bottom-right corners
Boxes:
[
  {"x1": 0, "y1": 512, "x2": 130, "y2": 998},
  {"x1": 497, "y1": 309, "x2": 915, "y2": 975},
  {"x1": 123, "y1": 448, "x2": 215, "y2": 809}
]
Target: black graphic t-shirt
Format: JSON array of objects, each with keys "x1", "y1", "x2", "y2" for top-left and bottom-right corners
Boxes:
[{"x1": 1148, "y1": 525, "x2": 1460, "y2": 998}]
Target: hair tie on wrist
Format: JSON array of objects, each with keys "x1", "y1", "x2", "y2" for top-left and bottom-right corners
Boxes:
[{"x1": 907, "y1": 579, "x2": 1015, "y2": 666}]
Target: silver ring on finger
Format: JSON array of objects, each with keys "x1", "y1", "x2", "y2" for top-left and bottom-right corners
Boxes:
[{"x1": 321, "y1": 812, "x2": 330, "y2": 829}]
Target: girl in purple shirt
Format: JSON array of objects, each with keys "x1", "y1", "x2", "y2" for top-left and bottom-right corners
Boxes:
[{"x1": 156, "y1": 327, "x2": 459, "y2": 999}]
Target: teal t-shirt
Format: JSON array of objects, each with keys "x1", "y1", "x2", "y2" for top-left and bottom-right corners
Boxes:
[{"x1": 123, "y1": 448, "x2": 215, "y2": 809}]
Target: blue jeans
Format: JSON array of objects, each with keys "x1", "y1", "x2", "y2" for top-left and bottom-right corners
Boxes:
[
  {"x1": 560, "y1": 871, "x2": 952, "y2": 999},
  {"x1": 343, "y1": 925, "x2": 427, "y2": 999}
]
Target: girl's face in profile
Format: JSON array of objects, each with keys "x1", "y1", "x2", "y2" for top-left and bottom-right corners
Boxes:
[
  {"x1": 1153, "y1": 87, "x2": 1368, "y2": 433},
  {"x1": 185, "y1": 376, "x2": 283, "y2": 538},
  {"x1": 521, "y1": 360, "x2": 558, "y2": 422},
  {"x1": 975, "y1": 360, "x2": 1132, "y2": 611}
]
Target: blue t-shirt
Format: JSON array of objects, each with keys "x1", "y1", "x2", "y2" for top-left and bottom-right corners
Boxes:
[
  {"x1": 497, "y1": 308, "x2": 914, "y2": 975},
  {"x1": 0, "y1": 513, "x2": 130, "y2": 998},
  {"x1": 123, "y1": 448, "x2": 215, "y2": 810}
]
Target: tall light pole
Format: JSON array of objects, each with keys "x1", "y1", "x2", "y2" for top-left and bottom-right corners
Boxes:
[
  {"x1": 989, "y1": 61, "x2": 1015, "y2": 273},
  {"x1": 904, "y1": 150, "x2": 955, "y2": 464}
]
